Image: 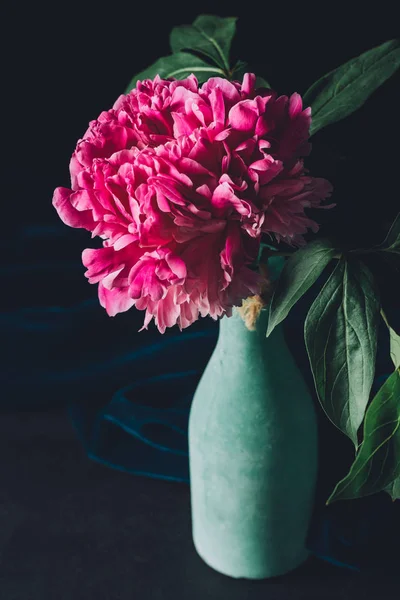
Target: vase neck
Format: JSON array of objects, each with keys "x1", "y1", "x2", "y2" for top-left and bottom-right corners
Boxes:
[
  {"x1": 217, "y1": 306, "x2": 285, "y2": 355},
  {"x1": 217, "y1": 254, "x2": 286, "y2": 353}
]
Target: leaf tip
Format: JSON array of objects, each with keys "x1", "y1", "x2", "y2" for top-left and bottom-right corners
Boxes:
[{"x1": 266, "y1": 316, "x2": 276, "y2": 338}]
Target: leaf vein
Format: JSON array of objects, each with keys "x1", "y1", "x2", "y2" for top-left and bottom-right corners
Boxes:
[{"x1": 193, "y1": 26, "x2": 230, "y2": 72}]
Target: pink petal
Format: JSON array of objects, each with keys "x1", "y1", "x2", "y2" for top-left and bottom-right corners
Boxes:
[
  {"x1": 241, "y1": 73, "x2": 256, "y2": 96},
  {"x1": 288, "y1": 93, "x2": 303, "y2": 118},
  {"x1": 209, "y1": 86, "x2": 226, "y2": 125},
  {"x1": 102, "y1": 266, "x2": 126, "y2": 290},
  {"x1": 98, "y1": 283, "x2": 135, "y2": 317},
  {"x1": 52, "y1": 187, "x2": 96, "y2": 230},
  {"x1": 165, "y1": 253, "x2": 187, "y2": 279},
  {"x1": 171, "y1": 112, "x2": 196, "y2": 137},
  {"x1": 155, "y1": 287, "x2": 182, "y2": 333},
  {"x1": 228, "y1": 100, "x2": 259, "y2": 131},
  {"x1": 138, "y1": 309, "x2": 154, "y2": 332},
  {"x1": 82, "y1": 245, "x2": 143, "y2": 284},
  {"x1": 201, "y1": 77, "x2": 240, "y2": 104},
  {"x1": 113, "y1": 234, "x2": 137, "y2": 250}
]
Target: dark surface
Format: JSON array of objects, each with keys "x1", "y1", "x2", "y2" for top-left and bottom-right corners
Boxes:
[{"x1": 0, "y1": 410, "x2": 398, "y2": 600}]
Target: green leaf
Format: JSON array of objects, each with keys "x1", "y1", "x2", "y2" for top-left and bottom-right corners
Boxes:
[
  {"x1": 389, "y1": 327, "x2": 400, "y2": 369},
  {"x1": 124, "y1": 52, "x2": 225, "y2": 93},
  {"x1": 389, "y1": 328, "x2": 400, "y2": 370},
  {"x1": 381, "y1": 212, "x2": 400, "y2": 249},
  {"x1": 375, "y1": 212, "x2": 400, "y2": 254},
  {"x1": 381, "y1": 310, "x2": 400, "y2": 369},
  {"x1": 230, "y1": 61, "x2": 271, "y2": 87},
  {"x1": 304, "y1": 39, "x2": 400, "y2": 136},
  {"x1": 255, "y1": 76, "x2": 271, "y2": 88},
  {"x1": 230, "y1": 59, "x2": 248, "y2": 80},
  {"x1": 384, "y1": 476, "x2": 400, "y2": 501},
  {"x1": 364, "y1": 251, "x2": 400, "y2": 336},
  {"x1": 266, "y1": 239, "x2": 337, "y2": 337},
  {"x1": 304, "y1": 256, "x2": 380, "y2": 447},
  {"x1": 169, "y1": 14, "x2": 237, "y2": 72},
  {"x1": 327, "y1": 369, "x2": 400, "y2": 504}
]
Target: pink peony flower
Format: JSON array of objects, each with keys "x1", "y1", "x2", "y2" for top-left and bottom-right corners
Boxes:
[{"x1": 53, "y1": 73, "x2": 334, "y2": 333}]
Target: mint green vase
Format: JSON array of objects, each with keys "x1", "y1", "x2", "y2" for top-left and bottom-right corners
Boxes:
[{"x1": 188, "y1": 258, "x2": 318, "y2": 579}]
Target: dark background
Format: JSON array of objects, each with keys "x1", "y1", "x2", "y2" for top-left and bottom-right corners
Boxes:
[
  {"x1": 1, "y1": 4, "x2": 399, "y2": 597},
  {"x1": 4, "y1": 2, "x2": 399, "y2": 239},
  {"x1": 3, "y1": 2, "x2": 399, "y2": 339}
]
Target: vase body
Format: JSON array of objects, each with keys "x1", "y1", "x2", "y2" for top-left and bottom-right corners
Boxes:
[{"x1": 188, "y1": 301, "x2": 318, "y2": 579}]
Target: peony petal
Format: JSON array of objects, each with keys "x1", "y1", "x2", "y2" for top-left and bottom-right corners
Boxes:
[
  {"x1": 209, "y1": 86, "x2": 226, "y2": 126},
  {"x1": 102, "y1": 266, "x2": 126, "y2": 290},
  {"x1": 113, "y1": 234, "x2": 137, "y2": 250},
  {"x1": 138, "y1": 308, "x2": 154, "y2": 332},
  {"x1": 98, "y1": 283, "x2": 135, "y2": 317},
  {"x1": 201, "y1": 77, "x2": 240, "y2": 105},
  {"x1": 165, "y1": 253, "x2": 187, "y2": 279},
  {"x1": 228, "y1": 100, "x2": 259, "y2": 132},
  {"x1": 52, "y1": 187, "x2": 96, "y2": 230},
  {"x1": 241, "y1": 73, "x2": 256, "y2": 96},
  {"x1": 155, "y1": 287, "x2": 183, "y2": 333},
  {"x1": 82, "y1": 245, "x2": 143, "y2": 284},
  {"x1": 171, "y1": 112, "x2": 196, "y2": 137},
  {"x1": 288, "y1": 93, "x2": 303, "y2": 118}
]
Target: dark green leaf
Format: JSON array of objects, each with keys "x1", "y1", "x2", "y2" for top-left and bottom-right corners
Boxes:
[
  {"x1": 230, "y1": 59, "x2": 248, "y2": 80},
  {"x1": 389, "y1": 328, "x2": 400, "y2": 370},
  {"x1": 384, "y1": 476, "x2": 400, "y2": 501},
  {"x1": 169, "y1": 14, "x2": 237, "y2": 72},
  {"x1": 304, "y1": 39, "x2": 400, "y2": 136},
  {"x1": 375, "y1": 212, "x2": 400, "y2": 254},
  {"x1": 230, "y1": 61, "x2": 271, "y2": 87},
  {"x1": 124, "y1": 52, "x2": 225, "y2": 93},
  {"x1": 255, "y1": 76, "x2": 271, "y2": 88},
  {"x1": 304, "y1": 256, "x2": 380, "y2": 447},
  {"x1": 381, "y1": 310, "x2": 400, "y2": 369},
  {"x1": 364, "y1": 252, "x2": 400, "y2": 335},
  {"x1": 327, "y1": 369, "x2": 400, "y2": 503},
  {"x1": 266, "y1": 239, "x2": 336, "y2": 337}
]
